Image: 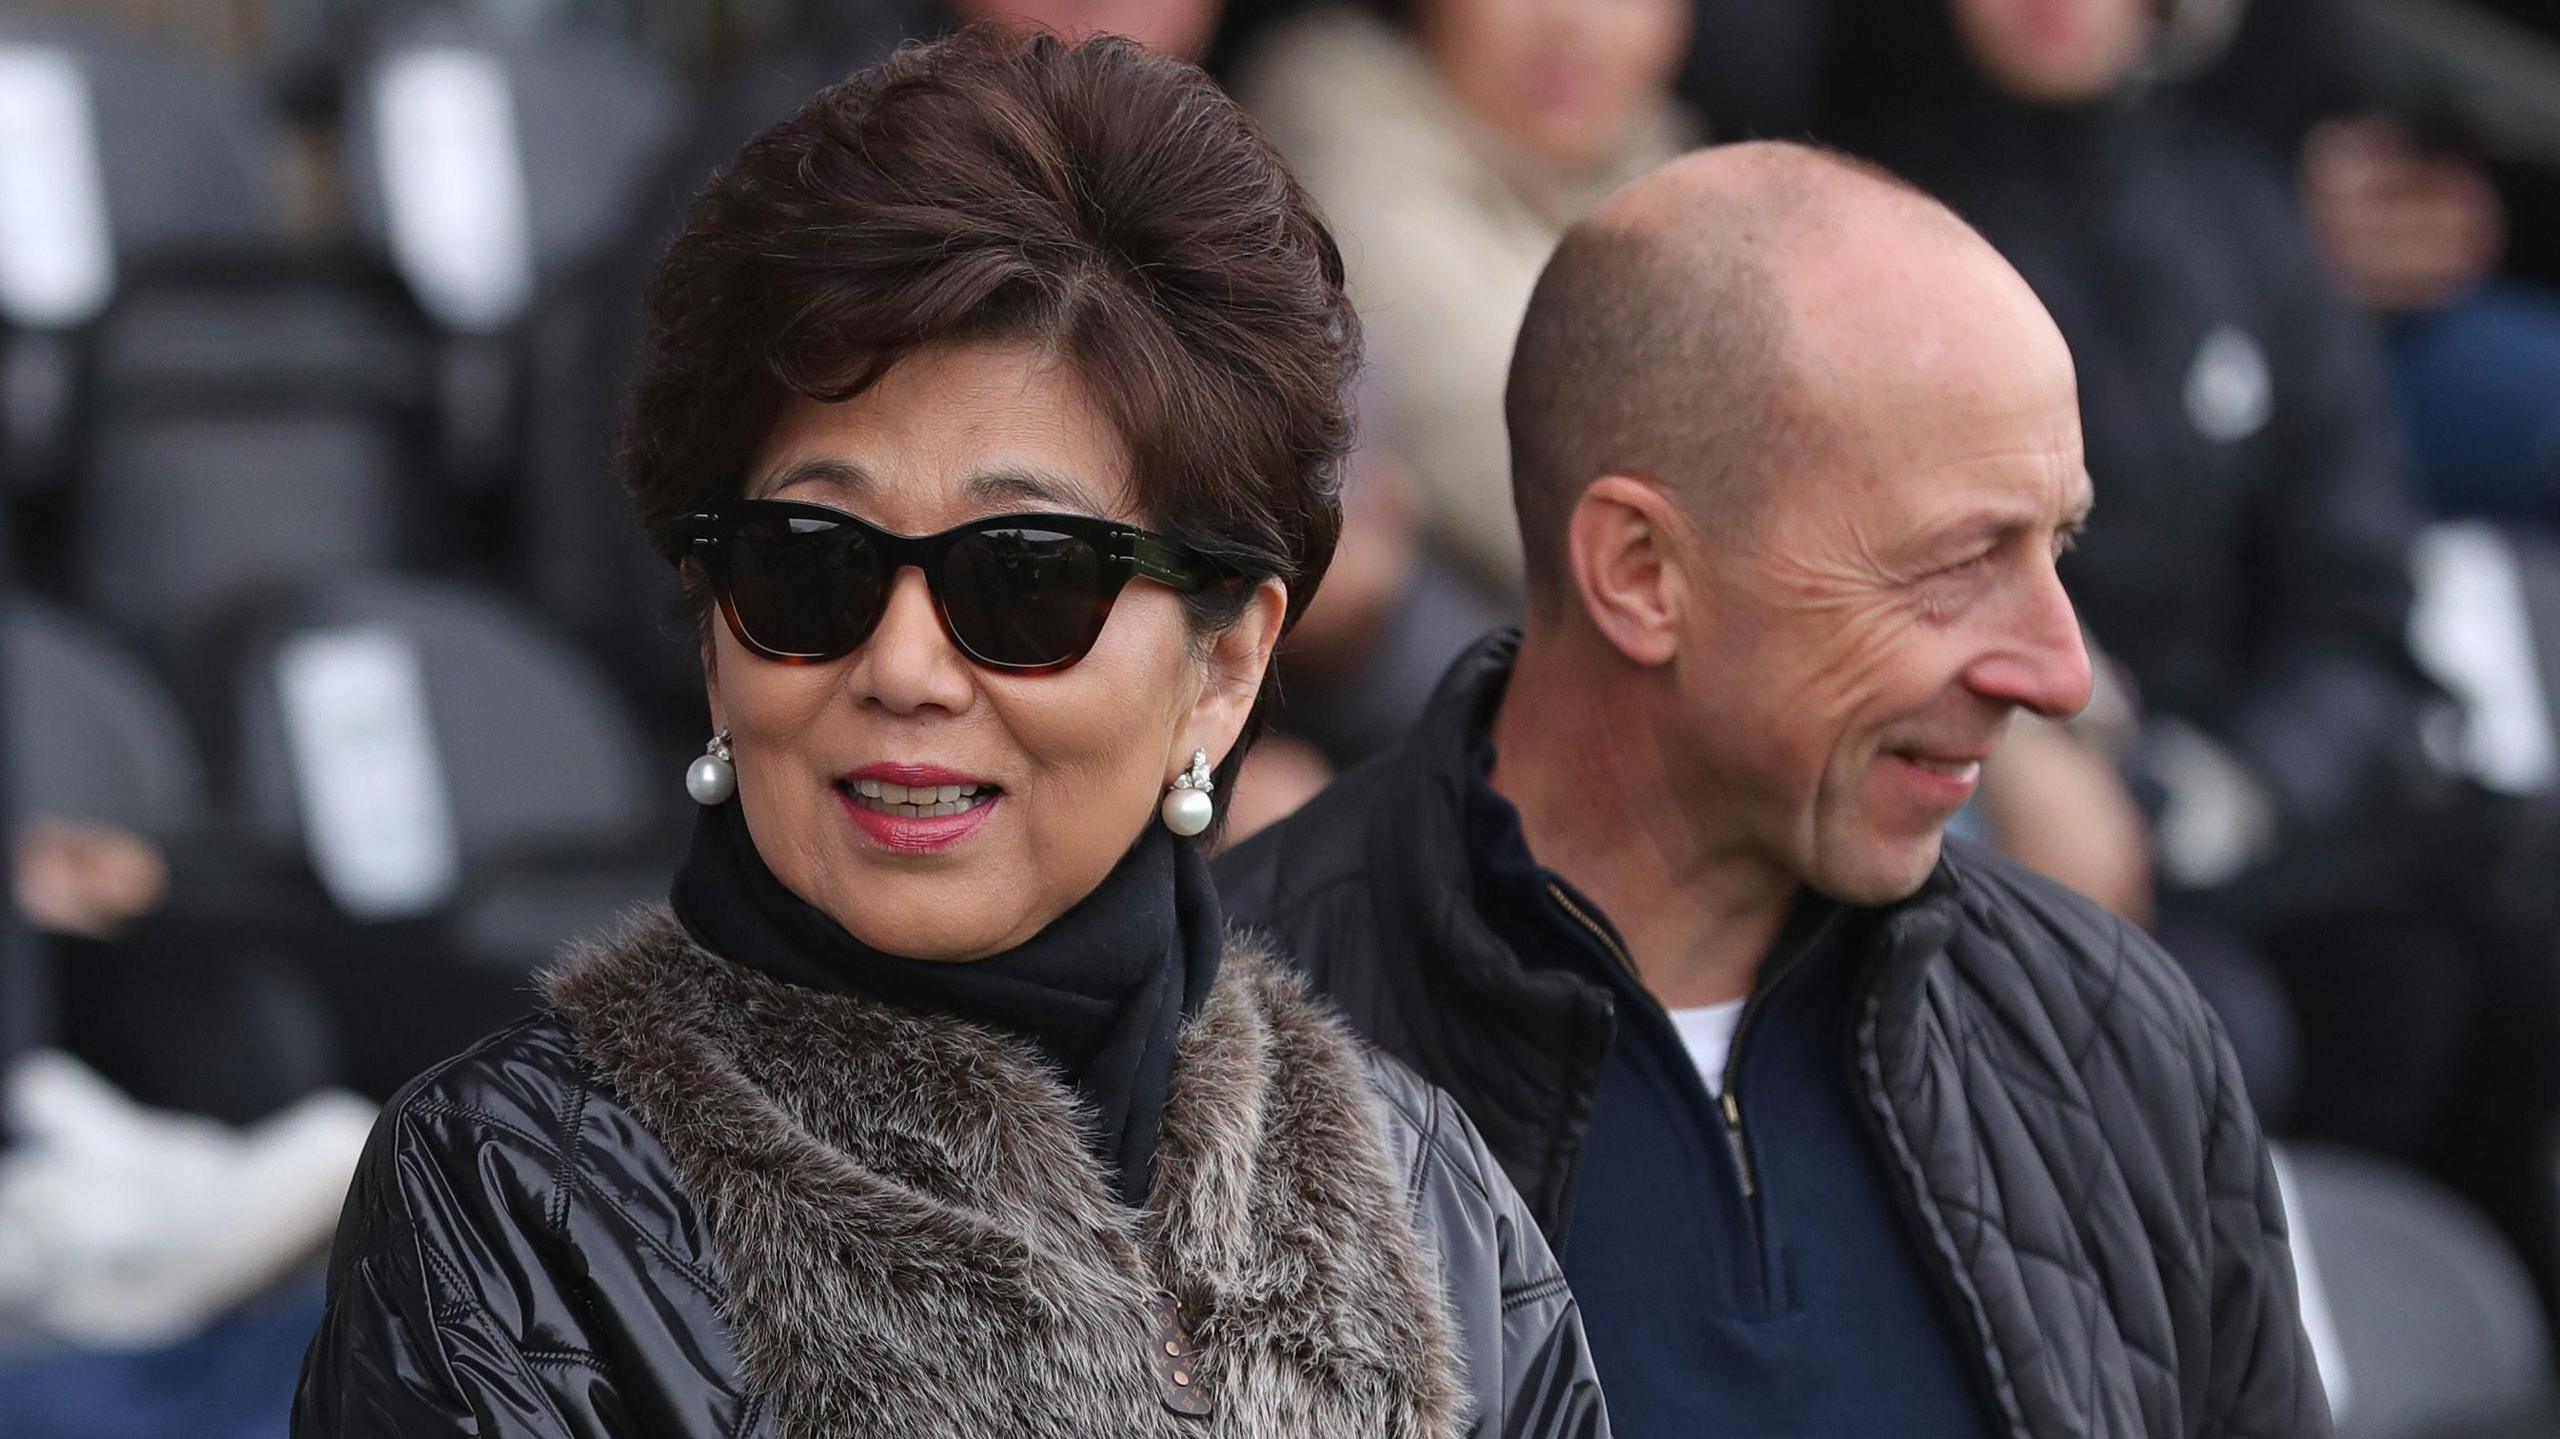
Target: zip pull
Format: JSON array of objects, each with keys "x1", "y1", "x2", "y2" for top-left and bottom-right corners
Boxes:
[
  {"x1": 1545, "y1": 882, "x2": 1640, "y2": 983},
  {"x1": 1719, "y1": 1090, "x2": 1757, "y2": 1199}
]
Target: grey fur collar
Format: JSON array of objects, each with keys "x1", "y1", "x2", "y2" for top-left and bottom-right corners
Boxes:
[{"x1": 543, "y1": 910, "x2": 1466, "y2": 1439}]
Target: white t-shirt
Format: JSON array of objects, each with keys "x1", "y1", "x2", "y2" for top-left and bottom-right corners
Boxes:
[{"x1": 1668, "y1": 998, "x2": 1748, "y2": 1097}]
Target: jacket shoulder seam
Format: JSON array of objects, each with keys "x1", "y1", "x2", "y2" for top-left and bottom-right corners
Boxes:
[
  {"x1": 518, "y1": 1344, "x2": 610, "y2": 1374},
  {"x1": 1498, "y1": 1273, "x2": 1571, "y2": 1314},
  {"x1": 1238, "y1": 863, "x2": 1373, "y2": 932},
  {"x1": 405, "y1": 1095, "x2": 574, "y2": 1166},
  {"x1": 405, "y1": 1236, "x2": 582, "y2": 1431},
  {"x1": 1417, "y1": 1103, "x2": 1496, "y2": 1208},
  {"x1": 1407, "y1": 1089, "x2": 1437, "y2": 1198},
  {"x1": 549, "y1": 1083, "x2": 589, "y2": 1242},
  {"x1": 1367, "y1": 1059, "x2": 1500, "y2": 1210},
  {"x1": 398, "y1": 1094, "x2": 727, "y2": 1302}
]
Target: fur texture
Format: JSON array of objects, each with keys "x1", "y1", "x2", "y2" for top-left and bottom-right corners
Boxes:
[{"x1": 543, "y1": 911, "x2": 1467, "y2": 1439}]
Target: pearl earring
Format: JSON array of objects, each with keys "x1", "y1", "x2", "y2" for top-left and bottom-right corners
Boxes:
[
  {"x1": 1161, "y1": 749, "x2": 1215, "y2": 837},
  {"x1": 686, "y1": 728, "x2": 736, "y2": 806}
]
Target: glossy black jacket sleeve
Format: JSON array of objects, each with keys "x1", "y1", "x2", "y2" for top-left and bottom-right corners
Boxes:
[
  {"x1": 293, "y1": 1023, "x2": 760, "y2": 1439},
  {"x1": 296, "y1": 1097, "x2": 610, "y2": 1435},
  {"x1": 1367, "y1": 1053, "x2": 1613, "y2": 1439}
]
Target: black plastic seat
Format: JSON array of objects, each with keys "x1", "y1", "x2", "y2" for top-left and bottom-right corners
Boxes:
[
  {"x1": 210, "y1": 570, "x2": 673, "y2": 973},
  {"x1": 61, "y1": 253, "x2": 440, "y2": 647},
  {"x1": 0, "y1": 13, "x2": 298, "y2": 497},
  {"x1": 2288, "y1": 1145, "x2": 2560, "y2": 1439},
  {"x1": 0, "y1": 12, "x2": 291, "y2": 265},
  {"x1": 1, "y1": 597, "x2": 209, "y2": 839},
  {"x1": 335, "y1": 15, "x2": 686, "y2": 501},
  {"x1": 341, "y1": 18, "x2": 686, "y2": 332}
]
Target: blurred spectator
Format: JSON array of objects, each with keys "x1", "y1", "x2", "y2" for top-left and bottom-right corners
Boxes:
[
  {"x1": 13, "y1": 818, "x2": 339, "y2": 1128},
  {"x1": 14, "y1": 822, "x2": 163, "y2": 943},
  {"x1": 1971, "y1": 655, "x2": 2307, "y2": 1118},
  {"x1": 1974, "y1": 706, "x2": 2153, "y2": 929},
  {"x1": 2303, "y1": 116, "x2": 2507, "y2": 314},
  {"x1": 0, "y1": 517, "x2": 362, "y2": 1438},
  {"x1": 1238, "y1": 0, "x2": 1691, "y2": 601},
  {"x1": 1260, "y1": 436, "x2": 1512, "y2": 768},
  {"x1": 2194, "y1": 0, "x2": 2560, "y2": 524},
  {"x1": 2305, "y1": 112, "x2": 2560, "y2": 526},
  {"x1": 1220, "y1": 735, "x2": 1335, "y2": 847},
  {"x1": 6, "y1": 810, "x2": 336, "y2": 1128},
  {"x1": 1675, "y1": 0, "x2": 1829, "y2": 138},
  {"x1": 1825, "y1": 0, "x2": 2560, "y2": 1303}
]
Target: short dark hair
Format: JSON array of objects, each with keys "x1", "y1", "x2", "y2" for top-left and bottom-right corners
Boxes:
[
  {"x1": 1504, "y1": 218, "x2": 1790, "y2": 608},
  {"x1": 1504, "y1": 145, "x2": 1925, "y2": 609},
  {"x1": 623, "y1": 24, "x2": 1357, "y2": 647}
]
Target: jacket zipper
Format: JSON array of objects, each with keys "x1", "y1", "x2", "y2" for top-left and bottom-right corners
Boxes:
[
  {"x1": 1545, "y1": 882, "x2": 1639, "y2": 986},
  {"x1": 1706, "y1": 929, "x2": 1827, "y2": 1209},
  {"x1": 1717, "y1": 1079, "x2": 1756, "y2": 1198},
  {"x1": 1544, "y1": 883, "x2": 1774, "y2": 1209}
]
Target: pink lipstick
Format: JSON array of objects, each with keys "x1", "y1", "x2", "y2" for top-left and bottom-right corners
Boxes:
[{"x1": 835, "y1": 763, "x2": 1000, "y2": 853}]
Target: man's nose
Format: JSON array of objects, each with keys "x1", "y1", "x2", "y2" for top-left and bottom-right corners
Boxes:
[{"x1": 1964, "y1": 569, "x2": 2095, "y2": 721}]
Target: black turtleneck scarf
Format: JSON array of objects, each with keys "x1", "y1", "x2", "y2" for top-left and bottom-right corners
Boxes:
[{"x1": 669, "y1": 798, "x2": 1223, "y2": 1209}]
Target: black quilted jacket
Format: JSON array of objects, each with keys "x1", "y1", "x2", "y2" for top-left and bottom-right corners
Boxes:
[{"x1": 1217, "y1": 633, "x2": 2332, "y2": 1439}]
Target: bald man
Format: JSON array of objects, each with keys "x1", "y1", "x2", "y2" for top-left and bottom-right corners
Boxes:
[{"x1": 1219, "y1": 143, "x2": 2329, "y2": 1439}]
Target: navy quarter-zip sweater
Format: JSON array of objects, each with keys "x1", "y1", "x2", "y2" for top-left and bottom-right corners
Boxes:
[{"x1": 1465, "y1": 748, "x2": 1996, "y2": 1438}]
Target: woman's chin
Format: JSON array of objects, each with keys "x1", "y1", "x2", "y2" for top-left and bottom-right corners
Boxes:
[{"x1": 825, "y1": 887, "x2": 1026, "y2": 964}]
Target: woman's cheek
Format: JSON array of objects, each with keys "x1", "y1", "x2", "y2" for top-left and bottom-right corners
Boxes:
[{"x1": 1005, "y1": 652, "x2": 1188, "y2": 822}]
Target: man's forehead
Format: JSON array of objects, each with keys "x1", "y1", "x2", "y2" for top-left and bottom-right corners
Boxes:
[{"x1": 1867, "y1": 449, "x2": 2093, "y2": 536}]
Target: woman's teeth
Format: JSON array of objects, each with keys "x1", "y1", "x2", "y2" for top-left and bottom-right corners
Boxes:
[{"x1": 846, "y1": 779, "x2": 993, "y2": 818}]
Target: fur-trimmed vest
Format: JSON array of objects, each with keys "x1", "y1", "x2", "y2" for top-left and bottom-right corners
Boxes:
[{"x1": 292, "y1": 912, "x2": 1611, "y2": 1439}]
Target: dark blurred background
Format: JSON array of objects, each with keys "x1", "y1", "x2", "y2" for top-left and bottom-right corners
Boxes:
[{"x1": 2, "y1": 0, "x2": 2560, "y2": 1434}]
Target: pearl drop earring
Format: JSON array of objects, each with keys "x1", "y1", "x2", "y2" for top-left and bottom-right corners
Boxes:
[
  {"x1": 1161, "y1": 749, "x2": 1215, "y2": 837},
  {"x1": 686, "y1": 728, "x2": 736, "y2": 806}
]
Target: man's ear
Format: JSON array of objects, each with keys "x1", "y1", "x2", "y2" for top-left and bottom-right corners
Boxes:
[
  {"x1": 1175, "y1": 578, "x2": 1288, "y2": 774},
  {"x1": 1566, "y1": 475, "x2": 1685, "y2": 668}
]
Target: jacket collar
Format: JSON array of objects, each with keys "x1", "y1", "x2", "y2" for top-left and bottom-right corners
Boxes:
[
  {"x1": 1357, "y1": 629, "x2": 1619, "y2": 1232},
  {"x1": 1368, "y1": 630, "x2": 1973, "y2": 1226},
  {"x1": 542, "y1": 913, "x2": 1466, "y2": 1439}
]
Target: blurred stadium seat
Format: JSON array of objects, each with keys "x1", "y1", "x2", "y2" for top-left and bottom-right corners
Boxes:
[
  {"x1": 0, "y1": 12, "x2": 299, "y2": 500},
  {"x1": 0, "y1": 12, "x2": 290, "y2": 260},
  {"x1": 337, "y1": 13, "x2": 683, "y2": 497},
  {"x1": 2291, "y1": 1143, "x2": 2560, "y2": 1438},
  {"x1": 210, "y1": 570, "x2": 671, "y2": 966},
  {"x1": 2, "y1": 598, "x2": 206, "y2": 839},
  {"x1": 69, "y1": 266, "x2": 436, "y2": 645}
]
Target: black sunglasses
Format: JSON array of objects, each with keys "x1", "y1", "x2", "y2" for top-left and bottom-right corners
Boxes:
[{"x1": 677, "y1": 500, "x2": 1221, "y2": 672}]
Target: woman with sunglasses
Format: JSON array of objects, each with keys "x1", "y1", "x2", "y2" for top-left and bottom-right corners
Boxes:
[{"x1": 294, "y1": 25, "x2": 1606, "y2": 1439}]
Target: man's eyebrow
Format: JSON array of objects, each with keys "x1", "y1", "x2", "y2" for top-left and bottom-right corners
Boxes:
[
  {"x1": 756, "y1": 457, "x2": 872, "y2": 499},
  {"x1": 1906, "y1": 490, "x2": 2091, "y2": 564},
  {"x1": 966, "y1": 467, "x2": 1113, "y2": 514},
  {"x1": 1922, "y1": 499, "x2": 2044, "y2": 542},
  {"x1": 2064, "y1": 471, "x2": 2097, "y2": 527}
]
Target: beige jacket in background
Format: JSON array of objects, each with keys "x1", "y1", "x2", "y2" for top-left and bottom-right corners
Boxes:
[{"x1": 1241, "y1": 9, "x2": 1692, "y2": 599}]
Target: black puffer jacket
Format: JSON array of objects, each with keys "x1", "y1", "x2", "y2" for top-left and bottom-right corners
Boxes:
[
  {"x1": 293, "y1": 915, "x2": 1606, "y2": 1438},
  {"x1": 1217, "y1": 635, "x2": 2330, "y2": 1439}
]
